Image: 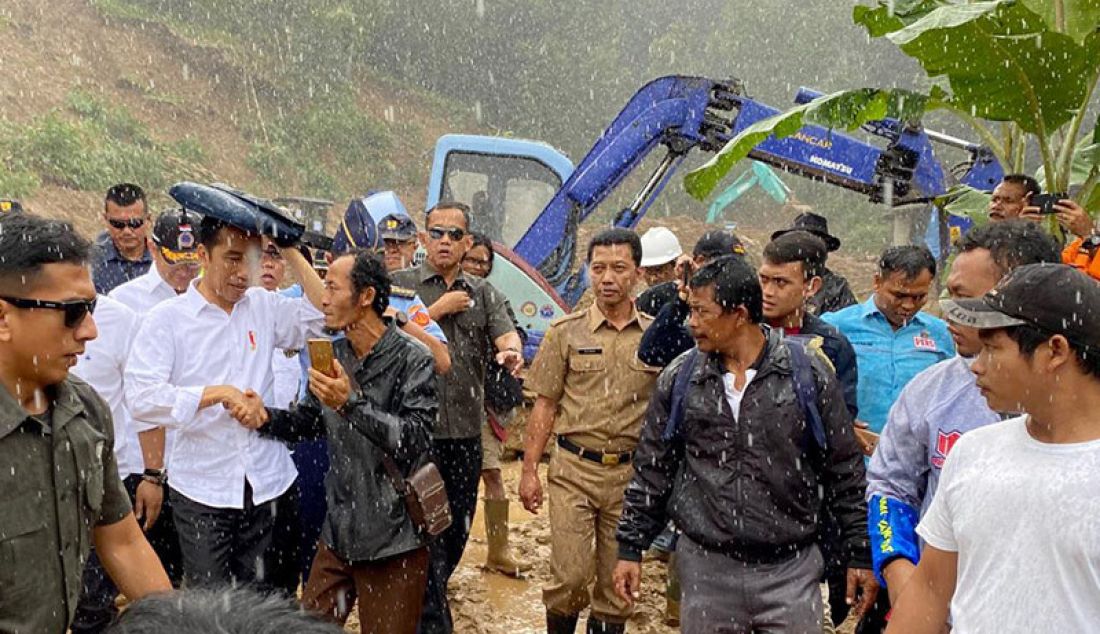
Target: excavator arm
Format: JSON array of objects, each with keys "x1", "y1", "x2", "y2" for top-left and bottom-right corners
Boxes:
[{"x1": 512, "y1": 75, "x2": 1002, "y2": 305}]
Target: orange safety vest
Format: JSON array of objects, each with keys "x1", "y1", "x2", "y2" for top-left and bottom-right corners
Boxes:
[{"x1": 1063, "y1": 236, "x2": 1100, "y2": 280}]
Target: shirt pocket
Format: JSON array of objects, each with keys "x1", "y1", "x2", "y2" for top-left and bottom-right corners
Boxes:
[
  {"x1": 70, "y1": 421, "x2": 107, "y2": 516},
  {"x1": 568, "y1": 352, "x2": 607, "y2": 373},
  {"x1": 629, "y1": 356, "x2": 661, "y2": 375},
  {"x1": 0, "y1": 492, "x2": 49, "y2": 596}
]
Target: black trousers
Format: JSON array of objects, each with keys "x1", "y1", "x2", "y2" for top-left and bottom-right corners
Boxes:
[
  {"x1": 71, "y1": 474, "x2": 183, "y2": 634},
  {"x1": 418, "y1": 437, "x2": 482, "y2": 634},
  {"x1": 169, "y1": 481, "x2": 283, "y2": 590}
]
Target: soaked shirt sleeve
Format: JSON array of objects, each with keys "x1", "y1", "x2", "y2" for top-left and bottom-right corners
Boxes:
[
  {"x1": 268, "y1": 289, "x2": 326, "y2": 351},
  {"x1": 124, "y1": 312, "x2": 204, "y2": 428}
]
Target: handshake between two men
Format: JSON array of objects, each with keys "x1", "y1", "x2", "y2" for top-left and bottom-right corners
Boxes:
[{"x1": 204, "y1": 359, "x2": 356, "y2": 430}]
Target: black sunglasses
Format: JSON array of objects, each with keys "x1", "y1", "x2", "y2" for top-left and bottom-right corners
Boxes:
[
  {"x1": 107, "y1": 217, "x2": 146, "y2": 230},
  {"x1": 427, "y1": 227, "x2": 466, "y2": 241},
  {"x1": 1, "y1": 296, "x2": 97, "y2": 328}
]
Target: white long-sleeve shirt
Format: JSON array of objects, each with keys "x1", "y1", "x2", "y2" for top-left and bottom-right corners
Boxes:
[
  {"x1": 124, "y1": 281, "x2": 324, "y2": 508},
  {"x1": 108, "y1": 266, "x2": 177, "y2": 315},
  {"x1": 72, "y1": 295, "x2": 143, "y2": 479}
]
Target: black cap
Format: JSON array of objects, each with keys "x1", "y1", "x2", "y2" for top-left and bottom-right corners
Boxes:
[
  {"x1": 0, "y1": 199, "x2": 23, "y2": 215},
  {"x1": 693, "y1": 230, "x2": 746, "y2": 260},
  {"x1": 771, "y1": 212, "x2": 841, "y2": 252},
  {"x1": 941, "y1": 263, "x2": 1100, "y2": 350},
  {"x1": 151, "y1": 208, "x2": 200, "y2": 262},
  {"x1": 377, "y1": 213, "x2": 417, "y2": 241}
]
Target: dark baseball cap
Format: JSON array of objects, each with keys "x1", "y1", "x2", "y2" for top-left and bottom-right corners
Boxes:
[
  {"x1": 693, "y1": 230, "x2": 746, "y2": 260},
  {"x1": 941, "y1": 263, "x2": 1100, "y2": 349},
  {"x1": 378, "y1": 213, "x2": 417, "y2": 241},
  {"x1": 151, "y1": 208, "x2": 200, "y2": 263}
]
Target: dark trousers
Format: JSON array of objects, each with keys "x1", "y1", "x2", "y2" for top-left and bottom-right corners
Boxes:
[
  {"x1": 71, "y1": 474, "x2": 183, "y2": 634},
  {"x1": 169, "y1": 481, "x2": 281, "y2": 589},
  {"x1": 304, "y1": 541, "x2": 430, "y2": 634},
  {"x1": 418, "y1": 437, "x2": 482, "y2": 634}
]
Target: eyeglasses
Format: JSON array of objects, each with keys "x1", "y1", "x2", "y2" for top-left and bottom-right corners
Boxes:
[
  {"x1": 463, "y1": 256, "x2": 491, "y2": 269},
  {"x1": 427, "y1": 227, "x2": 466, "y2": 241},
  {"x1": 1, "y1": 296, "x2": 97, "y2": 328},
  {"x1": 107, "y1": 217, "x2": 146, "y2": 230}
]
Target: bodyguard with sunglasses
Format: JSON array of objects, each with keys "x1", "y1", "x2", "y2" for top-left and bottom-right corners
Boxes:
[
  {"x1": 391, "y1": 201, "x2": 522, "y2": 634},
  {"x1": 92, "y1": 183, "x2": 153, "y2": 294},
  {"x1": 0, "y1": 213, "x2": 171, "y2": 634}
]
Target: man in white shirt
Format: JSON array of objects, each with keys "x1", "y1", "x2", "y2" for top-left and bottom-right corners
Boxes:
[
  {"x1": 109, "y1": 208, "x2": 202, "y2": 313},
  {"x1": 888, "y1": 263, "x2": 1100, "y2": 633},
  {"x1": 125, "y1": 215, "x2": 325, "y2": 589},
  {"x1": 71, "y1": 295, "x2": 183, "y2": 633}
]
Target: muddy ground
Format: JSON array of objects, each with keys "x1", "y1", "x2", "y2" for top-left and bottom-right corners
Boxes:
[{"x1": 346, "y1": 459, "x2": 857, "y2": 633}]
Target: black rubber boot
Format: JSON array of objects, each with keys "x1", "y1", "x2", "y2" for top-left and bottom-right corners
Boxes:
[
  {"x1": 586, "y1": 617, "x2": 626, "y2": 634},
  {"x1": 546, "y1": 611, "x2": 579, "y2": 634}
]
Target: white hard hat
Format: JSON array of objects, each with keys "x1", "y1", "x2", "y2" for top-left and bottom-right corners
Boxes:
[{"x1": 640, "y1": 226, "x2": 683, "y2": 267}]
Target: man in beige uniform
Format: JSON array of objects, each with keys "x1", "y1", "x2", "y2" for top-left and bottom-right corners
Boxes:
[{"x1": 521, "y1": 228, "x2": 659, "y2": 634}]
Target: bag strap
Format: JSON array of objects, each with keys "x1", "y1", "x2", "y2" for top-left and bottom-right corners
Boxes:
[
  {"x1": 661, "y1": 348, "x2": 700, "y2": 442},
  {"x1": 785, "y1": 339, "x2": 828, "y2": 451}
]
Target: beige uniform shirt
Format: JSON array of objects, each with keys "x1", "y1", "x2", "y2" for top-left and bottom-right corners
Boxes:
[{"x1": 526, "y1": 304, "x2": 660, "y2": 454}]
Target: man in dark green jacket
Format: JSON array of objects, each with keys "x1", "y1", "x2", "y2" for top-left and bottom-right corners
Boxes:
[{"x1": 0, "y1": 213, "x2": 170, "y2": 634}]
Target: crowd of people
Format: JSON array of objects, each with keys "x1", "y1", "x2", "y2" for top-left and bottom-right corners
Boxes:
[{"x1": 0, "y1": 172, "x2": 1099, "y2": 634}]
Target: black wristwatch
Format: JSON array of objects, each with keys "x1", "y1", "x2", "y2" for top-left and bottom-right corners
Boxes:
[
  {"x1": 142, "y1": 468, "x2": 167, "y2": 486},
  {"x1": 393, "y1": 310, "x2": 409, "y2": 328}
]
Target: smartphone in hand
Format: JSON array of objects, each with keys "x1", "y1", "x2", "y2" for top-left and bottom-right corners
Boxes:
[
  {"x1": 307, "y1": 338, "x2": 335, "y2": 377},
  {"x1": 1031, "y1": 193, "x2": 1068, "y2": 215}
]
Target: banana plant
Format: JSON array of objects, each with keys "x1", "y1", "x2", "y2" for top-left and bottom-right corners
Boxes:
[{"x1": 685, "y1": 0, "x2": 1100, "y2": 217}]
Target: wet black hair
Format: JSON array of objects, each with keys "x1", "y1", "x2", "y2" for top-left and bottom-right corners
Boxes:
[
  {"x1": 104, "y1": 182, "x2": 147, "y2": 213},
  {"x1": 956, "y1": 220, "x2": 1061, "y2": 276},
  {"x1": 689, "y1": 254, "x2": 764, "y2": 323},
  {"x1": 587, "y1": 228, "x2": 642, "y2": 266},
  {"x1": 468, "y1": 232, "x2": 495, "y2": 273},
  {"x1": 106, "y1": 587, "x2": 342, "y2": 634},
  {"x1": 992, "y1": 324, "x2": 1100, "y2": 380},
  {"x1": 196, "y1": 216, "x2": 259, "y2": 251},
  {"x1": 763, "y1": 232, "x2": 827, "y2": 280},
  {"x1": 425, "y1": 201, "x2": 472, "y2": 230},
  {"x1": 0, "y1": 212, "x2": 90, "y2": 294},
  {"x1": 878, "y1": 245, "x2": 936, "y2": 279},
  {"x1": 342, "y1": 249, "x2": 391, "y2": 317},
  {"x1": 1001, "y1": 173, "x2": 1041, "y2": 198}
]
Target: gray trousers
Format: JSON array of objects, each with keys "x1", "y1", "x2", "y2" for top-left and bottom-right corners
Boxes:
[{"x1": 677, "y1": 537, "x2": 823, "y2": 634}]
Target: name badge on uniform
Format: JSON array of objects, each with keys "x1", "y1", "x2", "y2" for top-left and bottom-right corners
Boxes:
[
  {"x1": 913, "y1": 331, "x2": 938, "y2": 352},
  {"x1": 576, "y1": 347, "x2": 603, "y2": 355}
]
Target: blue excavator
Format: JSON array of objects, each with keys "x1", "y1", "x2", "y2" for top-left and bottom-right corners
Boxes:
[{"x1": 426, "y1": 75, "x2": 1004, "y2": 347}]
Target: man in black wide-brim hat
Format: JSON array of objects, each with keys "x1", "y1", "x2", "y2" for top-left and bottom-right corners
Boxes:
[{"x1": 772, "y1": 212, "x2": 858, "y2": 316}]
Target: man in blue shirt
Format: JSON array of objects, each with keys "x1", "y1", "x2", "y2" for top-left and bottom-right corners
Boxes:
[
  {"x1": 823, "y1": 245, "x2": 954, "y2": 443},
  {"x1": 91, "y1": 183, "x2": 152, "y2": 294},
  {"x1": 866, "y1": 221, "x2": 1060, "y2": 605}
]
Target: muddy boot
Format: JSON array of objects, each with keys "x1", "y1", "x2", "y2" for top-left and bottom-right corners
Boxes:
[
  {"x1": 483, "y1": 498, "x2": 532, "y2": 577},
  {"x1": 547, "y1": 611, "x2": 579, "y2": 634},
  {"x1": 586, "y1": 617, "x2": 626, "y2": 634}
]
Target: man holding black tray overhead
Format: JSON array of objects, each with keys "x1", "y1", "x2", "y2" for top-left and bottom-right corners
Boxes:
[{"x1": 124, "y1": 184, "x2": 327, "y2": 590}]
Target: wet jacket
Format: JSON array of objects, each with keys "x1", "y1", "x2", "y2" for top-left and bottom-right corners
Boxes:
[
  {"x1": 263, "y1": 322, "x2": 437, "y2": 562},
  {"x1": 807, "y1": 267, "x2": 858, "y2": 316},
  {"x1": 617, "y1": 328, "x2": 871, "y2": 567},
  {"x1": 637, "y1": 301, "x2": 859, "y2": 418}
]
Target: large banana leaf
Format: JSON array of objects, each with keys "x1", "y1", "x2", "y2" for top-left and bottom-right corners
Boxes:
[
  {"x1": 684, "y1": 88, "x2": 939, "y2": 200},
  {"x1": 852, "y1": 0, "x2": 945, "y2": 37},
  {"x1": 886, "y1": 1, "x2": 1096, "y2": 136},
  {"x1": 1019, "y1": 0, "x2": 1100, "y2": 45}
]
